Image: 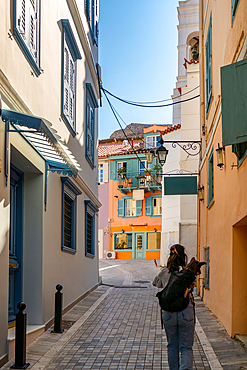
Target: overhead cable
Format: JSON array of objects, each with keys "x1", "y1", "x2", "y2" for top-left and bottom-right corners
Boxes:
[{"x1": 101, "y1": 86, "x2": 200, "y2": 108}]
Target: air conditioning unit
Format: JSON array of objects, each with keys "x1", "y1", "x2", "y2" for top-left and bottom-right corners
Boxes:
[{"x1": 106, "y1": 251, "x2": 116, "y2": 259}]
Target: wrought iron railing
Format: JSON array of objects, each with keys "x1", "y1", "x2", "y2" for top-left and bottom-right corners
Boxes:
[{"x1": 117, "y1": 171, "x2": 162, "y2": 191}]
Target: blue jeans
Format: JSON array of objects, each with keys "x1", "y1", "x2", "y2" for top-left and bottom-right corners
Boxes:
[{"x1": 162, "y1": 302, "x2": 195, "y2": 370}]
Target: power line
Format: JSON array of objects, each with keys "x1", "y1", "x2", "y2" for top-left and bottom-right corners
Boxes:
[{"x1": 101, "y1": 86, "x2": 200, "y2": 108}]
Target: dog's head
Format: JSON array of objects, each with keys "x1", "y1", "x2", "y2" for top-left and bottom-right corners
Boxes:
[{"x1": 185, "y1": 257, "x2": 206, "y2": 276}]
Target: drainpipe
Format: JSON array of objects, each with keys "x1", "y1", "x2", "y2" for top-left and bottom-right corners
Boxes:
[{"x1": 198, "y1": 0, "x2": 206, "y2": 297}]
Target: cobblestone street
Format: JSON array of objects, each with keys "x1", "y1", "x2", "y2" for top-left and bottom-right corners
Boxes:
[{"x1": 2, "y1": 260, "x2": 247, "y2": 369}]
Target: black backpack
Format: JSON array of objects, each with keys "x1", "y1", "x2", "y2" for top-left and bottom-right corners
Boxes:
[{"x1": 156, "y1": 269, "x2": 195, "y2": 313}]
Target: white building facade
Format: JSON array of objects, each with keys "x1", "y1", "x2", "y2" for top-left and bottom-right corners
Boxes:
[
  {"x1": 160, "y1": 0, "x2": 200, "y2": 266},
  {"x1": 0, "y1": 0, "x2": 100, "y2": 364}
]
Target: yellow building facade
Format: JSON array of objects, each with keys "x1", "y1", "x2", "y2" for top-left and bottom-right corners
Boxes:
[{"x1": 199, "y1": 0, "x2": 247, "y2": 337}]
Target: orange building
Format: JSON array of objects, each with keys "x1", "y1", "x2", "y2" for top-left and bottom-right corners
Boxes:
[
  {"x1": 98, "y1": 124, "x2": 168, "y2": 259},
  {"x1": 198, "y1": 0, "x2": 247, "y2": 337}
]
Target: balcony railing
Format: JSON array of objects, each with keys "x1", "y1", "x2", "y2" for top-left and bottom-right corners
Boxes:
[{"x1": 117, "y1": 171, "x2": 162, "y2": 194}]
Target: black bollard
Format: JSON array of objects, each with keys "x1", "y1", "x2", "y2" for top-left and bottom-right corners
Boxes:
[
  {"x1": 52, "y1": 284, "x2": 64, "y2": 333},
  {"x1": 11, "y1": 302, "x2": 30, "y2": 369}
]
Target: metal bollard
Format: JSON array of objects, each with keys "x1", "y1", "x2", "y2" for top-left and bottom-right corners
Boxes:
[
  {"x1": 52, "y1": 284, "x2": 64, "y2": 333},
  {"x1": 11, "y1": 302, "x2": 30, "y2": 369}
]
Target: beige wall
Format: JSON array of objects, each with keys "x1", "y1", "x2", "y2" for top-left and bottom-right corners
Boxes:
[
  {"x1": 0, "y1": 0, "x2": 100, "y2": 360},
  {"x1": 199, "y1": 0, "x2": 247, "y2": 336}
]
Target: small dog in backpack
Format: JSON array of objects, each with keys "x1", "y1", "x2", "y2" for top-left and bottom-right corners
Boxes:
[{"x1": 185, "y1": 257, "x2": 206, "y2": 276}]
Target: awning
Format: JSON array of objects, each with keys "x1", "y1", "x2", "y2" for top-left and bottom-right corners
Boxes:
[{"x1": 1, "y1": 109, "x2": 81, "y2": 180}]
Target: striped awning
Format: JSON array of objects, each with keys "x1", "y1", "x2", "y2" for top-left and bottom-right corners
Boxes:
[{"x1": 1, "y1": 109, "x2": 81, "y2": 175}]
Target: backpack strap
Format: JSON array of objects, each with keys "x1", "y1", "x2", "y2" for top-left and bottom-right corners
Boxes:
[{"x1": 159, "y1": 272, "x2": 176, "y2": 330}]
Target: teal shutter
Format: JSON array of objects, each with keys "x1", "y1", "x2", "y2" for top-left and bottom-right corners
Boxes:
[
  {"x1": 136, "y1": 200, "x2": 142, "y2": 216},
  {"x1": 205, "y1": 17, "x2": 212, "y2": 113},
  {"x1": 130, "y1": 160, "x2": 138, "y2": 187},
  {"x1": 208, "y1": 150, "x2": 214, "y2": 205},
  {"x1": 145, "y1": 197, "x2": 152, "y2": 216},
  {"x1": 118, "y1": 199, "x2": 124, "y2": 217},
  {"x1": 127, "y1": 160, "x2": 132, "y2": 177},
  {"x1": 110, "y1": 161, "x2": 116, "y2": 180},
  {"x1": 221, "y1": 59, "x2": 247, "y2": 146}
]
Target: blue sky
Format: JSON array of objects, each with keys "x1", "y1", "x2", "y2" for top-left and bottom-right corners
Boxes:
[{"x1": 98, "y1": 1, "x2": 179, "y2": 140}]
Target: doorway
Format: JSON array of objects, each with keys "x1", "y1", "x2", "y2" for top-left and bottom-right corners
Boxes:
[
  {"x1": 9, "y1": 167, "x2": 23, "y2": 322},
  {"x1": 135, "y1": 233, "x2": 146, "y2": 259}
]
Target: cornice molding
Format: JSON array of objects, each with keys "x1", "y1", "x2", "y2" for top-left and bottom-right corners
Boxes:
[
  {"x1": 0, "y1": 70, "x2": 32, "y2": 114},
  {"x1": 74, "y1": 173, "x2": 101, "y2": 209},
  {"x1": 66, "y1": 0, "x2": 99, "y2": 99}
]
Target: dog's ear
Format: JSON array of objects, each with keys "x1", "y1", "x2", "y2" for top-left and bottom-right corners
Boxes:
[
  {"x1": 196, "y1": 261, "x2": 207, "y2": 274},
  {"x1": 189, "y1": 257, "x2": 196, "y2": 263}
]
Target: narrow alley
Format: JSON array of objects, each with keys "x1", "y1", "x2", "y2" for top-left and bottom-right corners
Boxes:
[{"x1": 2, "y1": 260, "x2": 247, "y2": 370}]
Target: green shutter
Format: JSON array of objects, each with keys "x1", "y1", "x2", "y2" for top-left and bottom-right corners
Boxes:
[
  {"x1": 130, "y1": 160, "x2": 138, "y2": 187},
  {"x1": 136, "y1": 200, "x2": 142, "y2": 216},
  {"x1": 205, "y1": 17, "x2": 212, "y2": 113},
  {"x1": 110, "y1": 161, "x2": 116, "y2": 180},
  {"x1": 208, "y1": 150, "x2": 214, "y2": 205},
  {"x1": 118, "y1": 199, "x2": 124, "y2": 217},
  {"x1": 204, "y1": 247, "x2": 210, "y2": 289},
  {"x1": 164, "y1": 176, "x2": 198, "y2": 195},
  {"x1": 221, "y1": 58, "x2": 247, "y2": 146},
  {"x1": 146, "y1": 197, "x2": 152, "y2": 216}
]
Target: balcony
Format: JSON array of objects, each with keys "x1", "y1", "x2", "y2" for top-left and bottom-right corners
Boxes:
[{"x1": 117, "y1": 171, "x2": 162, "y2": 194}]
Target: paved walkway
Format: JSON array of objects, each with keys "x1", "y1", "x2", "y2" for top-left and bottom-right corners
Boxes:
[{"x1": 2, "y1": 260, "x2": 247, "y2": 369}]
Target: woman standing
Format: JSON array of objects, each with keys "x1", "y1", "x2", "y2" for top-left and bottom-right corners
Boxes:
[{"x1": 153, "y1": 244, "x2": 195, "y2": 370}]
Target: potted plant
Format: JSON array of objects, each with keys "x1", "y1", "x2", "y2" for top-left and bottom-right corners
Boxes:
[
  {"x1": 144, "y1": 169, "x2": 151, "y2": 176},
  {"x1": 153, "y1": 163, "x2": 162, "y2": 172},
  {"x1": 117, "y1": 166, "x2": 127, "y2": 178}
]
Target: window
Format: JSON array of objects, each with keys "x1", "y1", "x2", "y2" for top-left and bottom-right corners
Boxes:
[
  {"x1": 118, "y1": 198, "x2": 142, "y2": 217},
  {"x1": 204, "y1": 247, "x2": 210, "y2": 289},
  {"x1": 146, "y1": 136, "x2": 161, "y2": 149},
  {"x1": 125, "y1": 199, "x2": 136, "y2": 217},
  {"x1": 85, "y1": 200, "x2": 98, "y2": 257},
  {"x1": 86, "y1": 83, "x2": 98, "y2": 168},
  {"x1": 146, "y1": 196, "x2": 162, "y2": 216},
  {"x1": 98, "y1": 164, "x2": 103, "y2": 183},
  {"x1": 13, "y1": 0, "x2": 40, "y2": 76},
  {"x1": 205, "y1": 17, "x2": 212, "y2": 114},
  {"x1": 117, "y1": 161, "x2": 127, "y2": 178},
  {"x1": 232, "y1": 142, "x2": 247, "y2": 166},
  {"x1": 61, "y1": 177, "x2": 82, "y2": 254},
  {"x1": 153, "y1": 197, "x2": 162, "y2": 215},
  {"x1": 60, "y1": 20, "x2": 81, "y2": 135},
  {"x1": 232, "y1": 0, "x2": 240, "y2": 23},
  {"x1": 140, "y1": 161, "x2": 151, "y2": 176},
  {"x1": 115, "y1": 233, "x2": 132, "y2": 250},
  {"x1": 85, "y1": 0, "x2": 99, "y2": 44},
  {"x1": 147, "y1": 232, "x2": 161, "y2": 250},
  {"x1": 208, "y1": 149, "x2": 214, "y2": 207}
]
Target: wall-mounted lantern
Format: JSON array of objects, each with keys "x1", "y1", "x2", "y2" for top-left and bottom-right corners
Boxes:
[
  {"x1": 216, "y1": 144, "x2": 225, "y2": 169},
  {"x1": 198, "y1": 185, "x2": 204, "y2": 201},
  {"x1": 156, "y1": 138, "x2": 169, "y2": 165},
  {"x1": 145, "y1": 152, "x2": 153, "y2": 164}
]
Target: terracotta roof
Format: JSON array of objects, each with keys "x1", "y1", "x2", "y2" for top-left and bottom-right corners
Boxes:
[
  {"x1": 98, "y1": 124, "x2": 182, "y2": 158},
  {"x1": 98, "y1": 141, "x2": 144, "y2": 158}
]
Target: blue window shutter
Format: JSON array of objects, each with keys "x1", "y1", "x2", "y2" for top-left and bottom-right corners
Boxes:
[
  {"x1": 146, "y1": 197, "x2": 152, "y2": 216},
  {"x1": 110, "y1": 161, "x2": 116, "y2": 180},
  {"x1": 118, "y1": 199, "x2": 124, "y2": 217},
  {"x1": 136, "y1": 200, "x2": 142, "y2": 216}
]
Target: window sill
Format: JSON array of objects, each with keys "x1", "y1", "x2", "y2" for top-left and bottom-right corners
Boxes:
[
  {"x1": 150, "y1": 214, "x2": 162, "y2": 218},
  {"x1": 13, "y1": 28, "x2": 41, "y2": 77},
  {"x1": 62, "y1": 246, "x2": 77, "y2": 255},
  {"x1": 85, "y1": 252, "x2": 95, "y2": 259}
]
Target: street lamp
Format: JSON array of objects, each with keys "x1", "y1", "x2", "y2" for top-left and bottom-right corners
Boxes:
[{"x1": 156, "y1": 138, "x2": 169, "y2": 165}]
